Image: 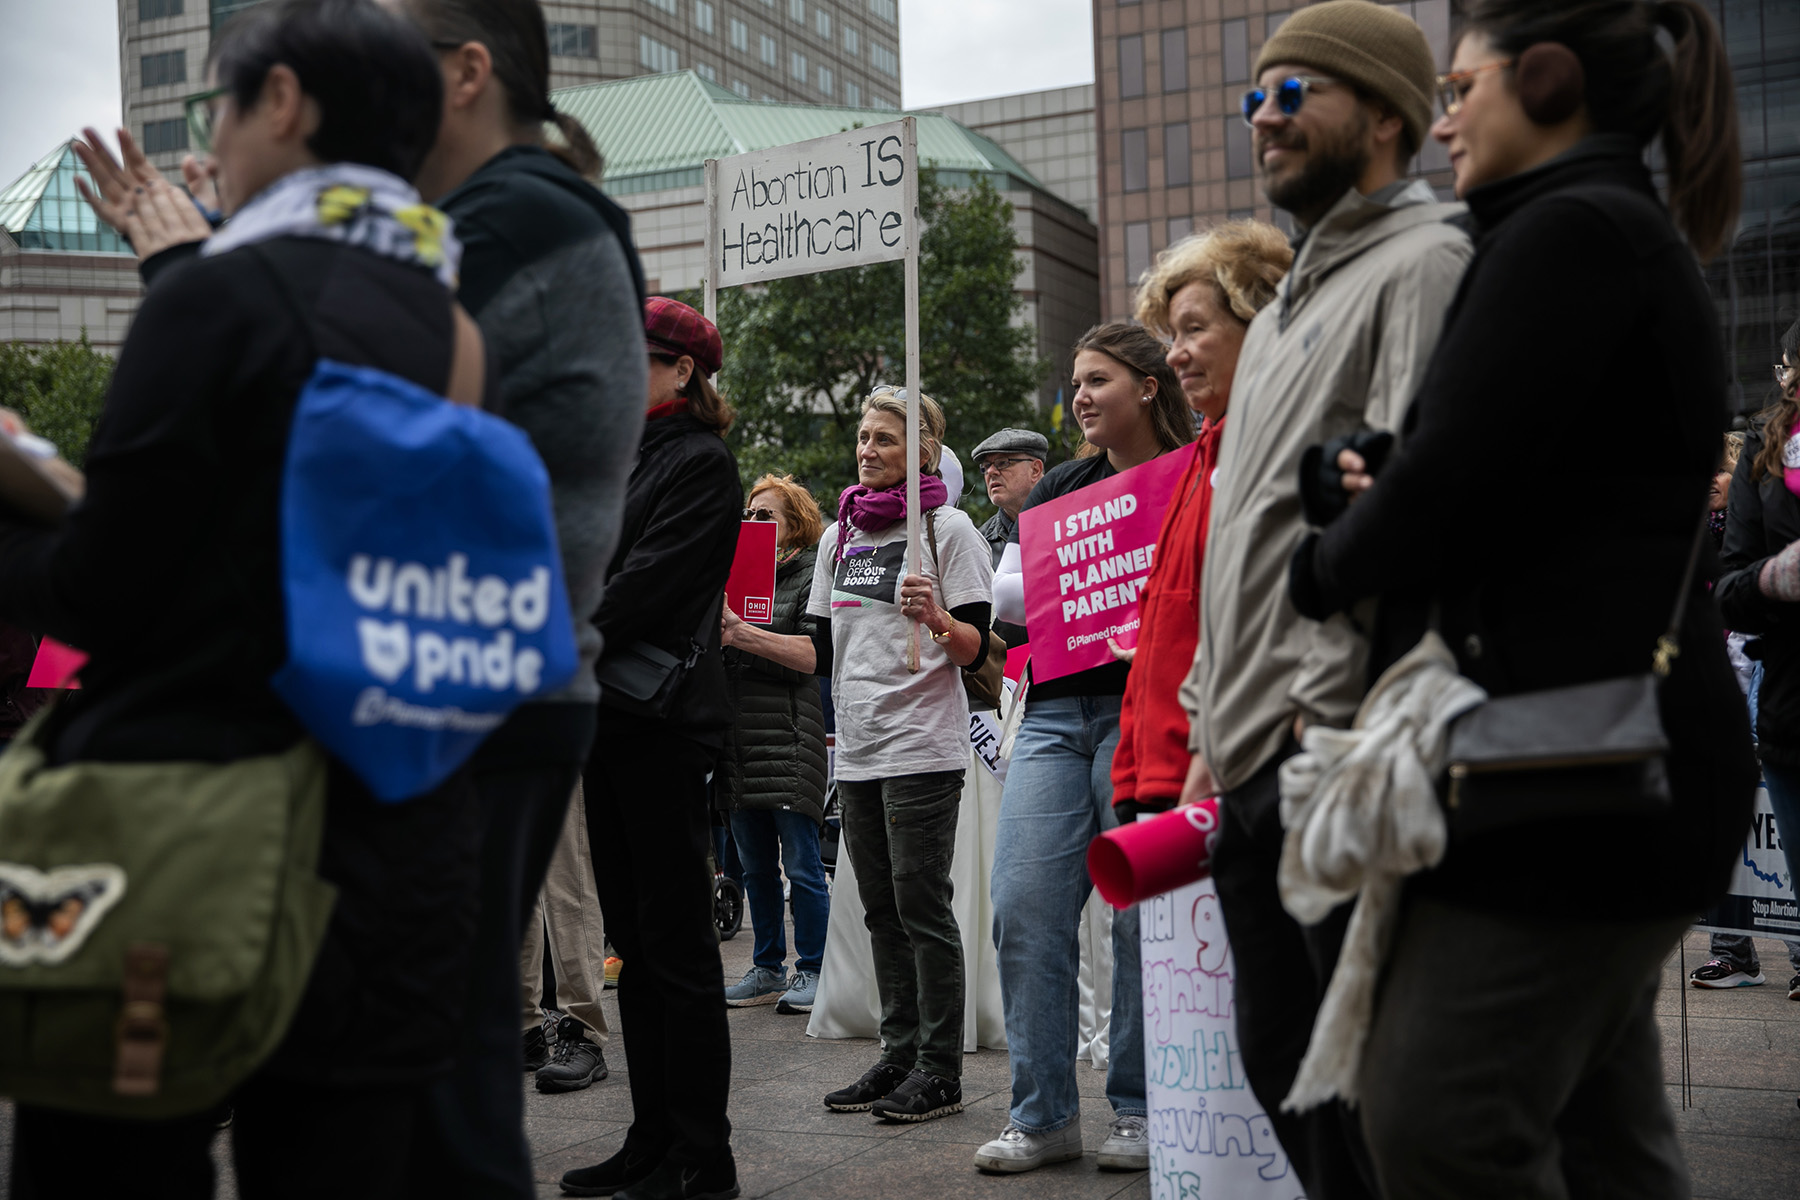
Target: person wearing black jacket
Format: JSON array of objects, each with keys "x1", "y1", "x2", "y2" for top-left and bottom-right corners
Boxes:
[
  {"x1": 716, "y1": 475, "x2": 831, "y2": 1015},
  {"x1": 1286, "y1": 2, "x2": 1756, "y2": 1194},
  {"x1": 560, "y1": 297, "x2": 742, "y2": 1200},
  {"x1": 1713, "y1": 320, "x2": 1800, "y2": 1004},
  {"x1": 388, "y1": 1, "x2": 650, "y2": 1190},
  {"x1": 5, "y1": 3, "x2": 490, "y2": 1194}
]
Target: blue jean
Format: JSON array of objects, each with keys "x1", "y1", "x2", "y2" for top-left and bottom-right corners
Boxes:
[
  {"x1": 730, "y1": 808, "x2": 831, "y2": 975},
  {"x1": 991, "y1": 694, "x2": 1145, "y2": 1132}
]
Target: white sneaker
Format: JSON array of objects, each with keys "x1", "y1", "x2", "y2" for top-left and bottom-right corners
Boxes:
[
  {"x1": 973, "y1": 1122, "x2": 1083, "y2": 1173},
  {"x1": 1097, "y1": 1114, "x2": 1150, "y2": 1170}
]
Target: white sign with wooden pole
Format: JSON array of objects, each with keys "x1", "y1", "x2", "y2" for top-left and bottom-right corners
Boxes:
[{"x1": 704, "y1": 118, "x2": 925, "y2": 670}]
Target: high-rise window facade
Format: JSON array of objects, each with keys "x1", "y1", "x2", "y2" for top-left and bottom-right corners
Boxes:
[
  {"x1": 1094, "y1": 0, "x2": 1457, "y2": 317},
  {"x1": 1701, "y1": 0, "x2": 1800, "y2": 413},
  {"x1": 141, "y1": 50, "x2": 186, "y2": 89}
]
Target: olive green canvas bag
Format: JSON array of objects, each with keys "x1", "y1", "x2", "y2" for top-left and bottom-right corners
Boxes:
[{"x1": 0, "y1": 711, "x2": 336, "y2": 1118}]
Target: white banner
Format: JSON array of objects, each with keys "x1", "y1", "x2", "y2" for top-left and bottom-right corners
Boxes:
[
  {"x1": 1142, "y1": 879, "x2": 1305, "y2": 1200},
  {"x1": 709, "y1": 119, "x2": 911, "y2": 288},
  {"x1": 1697, "y1": 782, "x2": 1798, "y2": 939}
]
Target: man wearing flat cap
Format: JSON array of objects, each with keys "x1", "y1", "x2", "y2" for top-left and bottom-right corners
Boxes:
[
  {"x1": 970, "y1": 428, "x2": 1048, "y2": 569},
  {"x1": 972, "y1": 429, "x2": 1047, "y2": 653},
  {"x1": 1177, "y1": 3, "x2": 1473, "y2": 1198}
]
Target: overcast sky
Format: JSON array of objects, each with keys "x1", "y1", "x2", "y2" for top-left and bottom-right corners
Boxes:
[{"x1": 0, "y1": 0, "x2": 1092, "y2": 190}]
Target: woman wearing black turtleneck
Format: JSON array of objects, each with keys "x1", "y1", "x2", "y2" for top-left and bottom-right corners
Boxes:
[{"x1": 1286, "y1": 3, "x2": 1755, "y2": 1196}]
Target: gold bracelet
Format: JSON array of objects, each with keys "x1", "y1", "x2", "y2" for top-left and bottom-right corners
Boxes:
[{"x1": 931, "y1": 622, "x2": 956, "y2": 645}]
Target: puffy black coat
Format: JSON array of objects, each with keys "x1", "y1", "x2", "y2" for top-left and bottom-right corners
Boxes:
[
  {"x1": 717, "y1": 545, "x2": 827, "y2": 821},
  {"x1": 1290, "y1": 141, "x2": 1757, "y2": 920},
  {"x1": 1716, "y1": 422, "x2": 1800, "y2": 763}
]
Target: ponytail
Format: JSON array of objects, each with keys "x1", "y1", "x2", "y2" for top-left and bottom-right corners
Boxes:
[
  {"x1": 406, "y1": 0, "x2": 606, "y2": 181},
  {"x1": 1466, "y1": 0, "x2": 1741, "y2": 261},
  {"x1": 548, "y1": 105, "x2": 604, "y2": 181},
  {"x1": 1652, "y1": 0, "x2": 1739, "y2": 261}
]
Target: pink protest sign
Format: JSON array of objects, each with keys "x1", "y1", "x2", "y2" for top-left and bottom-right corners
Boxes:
[
  {"x1": 726, "y1": 520, "x2": 779, "y2": 624},
  {"x1": 26, "y1": 637, "x2": 85, "y2": 689},
  {"x1": 1019, "y1": 445, "x2": 1194, "y2": 683}
]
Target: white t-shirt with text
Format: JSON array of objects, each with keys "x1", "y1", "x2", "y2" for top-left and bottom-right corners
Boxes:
[{"x1": 808, "y1": 504, "x2": 993, "y2": 781}]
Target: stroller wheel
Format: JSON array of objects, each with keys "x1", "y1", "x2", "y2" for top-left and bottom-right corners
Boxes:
[{"x1": 714, "y1": 875, "x2": 744, "y2": 940}]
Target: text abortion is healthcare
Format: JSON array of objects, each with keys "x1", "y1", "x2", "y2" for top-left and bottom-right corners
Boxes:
[{"x1": 711, "y1": 121, "x2": 910, "y2": 288}]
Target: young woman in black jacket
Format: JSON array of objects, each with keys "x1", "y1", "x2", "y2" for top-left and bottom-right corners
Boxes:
[
  {"x1": 5, "y1": 3, "x2": 490, "y2": 1195},
  {"x1": 717, "y1": 475, "x2": 831, "y2": 1015},
  {"x1": 1713, "y1": 321, "x2": 1800, "y2": 1003},
  {"x1": 560, "y1": 298, "x2": 743, "y2": 1200},
  {"x1": 1286, "y1": 2, "x2": 1756, "y2": 1195}
]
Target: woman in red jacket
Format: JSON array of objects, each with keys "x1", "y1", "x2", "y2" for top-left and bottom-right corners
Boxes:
[{"x1": 1111, "y1": 222, "x2": 1291, "y2": 819}]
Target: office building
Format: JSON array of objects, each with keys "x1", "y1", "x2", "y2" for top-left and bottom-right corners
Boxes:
[
  {"x1": 1090, "y1": 0, "x2": 1455, "y2": 321},
  {"x1": 557, "y1": 70, "x2": 1100, "y2": 409},
  {"x1": 927, "y1": 84, "x2": 1100, "y2": 222},
  {"x1": 120, "y1": 0, "x2": 907, "y2": 172},
  {"x1": 1701, "y1": 0, "x2": 1800, "y2": 414},
  {"x1": 0, "y1": 144, "x2": 141, "y2": 350}
]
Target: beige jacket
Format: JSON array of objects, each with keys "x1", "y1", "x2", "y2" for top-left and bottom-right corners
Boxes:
[{"x1": 1182, "y1": 180, "x2": 1472, "y2": 791}]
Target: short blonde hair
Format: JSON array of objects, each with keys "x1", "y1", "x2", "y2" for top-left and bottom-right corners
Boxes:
[
  {"x1": 749, "y1": 474, "x2": 825, "y2": 551},
  {"x1": 1722, "y1": 431, "x2": 1744, "y2": 474},
  {"x1": 861, "y1": 386, "x2": 946, "y2": 475},
  {"x1": 1134, "y1": 220, "x2": 1293, "y2": 335}
]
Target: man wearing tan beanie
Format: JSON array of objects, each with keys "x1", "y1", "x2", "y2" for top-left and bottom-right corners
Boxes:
[{"x1": 1177, "y1": 2, "x2": 1472, "y2": 1197}]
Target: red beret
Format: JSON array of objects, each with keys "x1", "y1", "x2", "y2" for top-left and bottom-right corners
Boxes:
[{"x1": 643, "y1": 297, "x2": 723, "y2": 378}]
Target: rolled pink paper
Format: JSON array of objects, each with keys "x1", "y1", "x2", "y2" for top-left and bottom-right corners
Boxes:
[{"x1": 1087, "y1": 798, "x2": 1221, "y2": 909}]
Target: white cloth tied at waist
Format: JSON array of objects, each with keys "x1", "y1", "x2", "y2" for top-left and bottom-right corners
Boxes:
[{"x1": 1274, "y1": 630, "x2": 1486, "y2": 1112}]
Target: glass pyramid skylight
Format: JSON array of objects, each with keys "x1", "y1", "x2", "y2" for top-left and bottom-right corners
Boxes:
[{"x1": 0, "y1": 143, "x2": 131, "y2": 254}]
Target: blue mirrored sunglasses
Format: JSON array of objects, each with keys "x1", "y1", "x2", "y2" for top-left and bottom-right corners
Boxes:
[{"x1": 1239, "y1": 75, "x2": 1336, "y2": 126}]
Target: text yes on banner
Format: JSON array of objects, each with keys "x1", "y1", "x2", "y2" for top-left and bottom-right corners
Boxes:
[{"x1": 1018, "y1": 446, "x2": 1194, "y2": 683}]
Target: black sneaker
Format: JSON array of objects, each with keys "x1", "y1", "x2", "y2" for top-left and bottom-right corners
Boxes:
[
  {"x1": 560, "y1": 1144, "x2": 662, "y2": 1197},
  {"x1": 1689, "y1": 958, "x2": 1765, "y2": 988},
  {"x1": 537, "y1": 1015, "x2": 608, "y2": 1093},
  {"x1": 615, "y1": 1151, "x2": 739, "y2": 1200},
  {"x1": 524, "y1": 1025, "x2": 551, "y2": 1072},
  {"x1": 1789, "y1": 973, "x2": 1800, "y2": 1001},
  {"x1": 870, "y1": 1069, "x2": 963, "y2": 1123},
  {"x1": 823, "y1": 1060, "x2": 910, "y2": 1112}
]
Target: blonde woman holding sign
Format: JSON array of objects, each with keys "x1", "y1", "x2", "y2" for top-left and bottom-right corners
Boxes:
[
  {"x1": 979, "y1": 324, "x2": 1191, "y2": 1174},
  {"x1": 722, "y1": 387, "x2": 993, "y2": 1124}
]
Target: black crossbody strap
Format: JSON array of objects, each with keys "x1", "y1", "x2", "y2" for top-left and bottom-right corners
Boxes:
[{"x1": 1653, "y1": 508, "x2": 1712, "y2": 678}]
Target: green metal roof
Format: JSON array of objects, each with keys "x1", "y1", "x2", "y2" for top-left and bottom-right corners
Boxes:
[
  {"x1": 0, "y1": 142, "x2": 131, "y2": 255},
  {"x1": 553, "y1": 71, "x2": 1071, "y2": 214}
]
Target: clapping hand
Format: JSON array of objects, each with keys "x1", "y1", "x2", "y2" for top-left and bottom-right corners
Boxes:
[{"x1": 71, "y1": 127, "x2": 215, "y2": 262}]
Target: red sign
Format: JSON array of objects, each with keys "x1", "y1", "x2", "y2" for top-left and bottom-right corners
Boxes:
[
  {"x1": 1018, "y1": 445, "x2": 1194, "y2": 683},
  {"x1": 726, "y1": 520, "x2": 779, "y2": 624}
]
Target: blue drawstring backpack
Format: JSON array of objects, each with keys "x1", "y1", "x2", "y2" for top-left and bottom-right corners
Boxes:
[{"x1": 271, "y1": 360, "x2": 577, "y2": 802}]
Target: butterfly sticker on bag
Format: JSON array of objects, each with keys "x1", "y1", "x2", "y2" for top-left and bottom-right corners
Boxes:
[{"x1": 0, "y1": 862, "x2": 126, "y2": 966}]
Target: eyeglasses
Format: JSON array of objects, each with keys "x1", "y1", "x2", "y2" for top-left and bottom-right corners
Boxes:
[
  {"x1": 1239, "y1": 75, "x2": 1338, "y2": 126},
  {"x1": 184, "y1": 86, "x2": 229, "y2": 155},
  {"x1": 1435, "y1": 60, "x2": 1515, "y2": 117},
  {"x1": 978, "y1": 457, "x2": 1034, "y2": 476},
  {"x1": 743, "y1": 506, "x2": 776, "y2": 522}
]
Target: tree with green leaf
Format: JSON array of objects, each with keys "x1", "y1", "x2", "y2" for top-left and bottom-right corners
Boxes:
[
  {"x1": 688, "y1": 171, "x2": 1053, "y2": 520},
  {"x1": 0, "y1": 334, "x2": 113, "y2": 466}
]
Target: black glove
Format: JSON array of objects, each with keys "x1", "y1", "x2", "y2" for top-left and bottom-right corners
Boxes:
[
  {"x1": 1114, "y1": 796, "x2": 1177, "y2": 824},
  {"x1": 1298, "y1": 429, "x2": 1394, "y2": 527}
]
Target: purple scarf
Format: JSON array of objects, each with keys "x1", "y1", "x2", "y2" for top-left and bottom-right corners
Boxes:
[{"x1": 836, "y1": 474, "x2": 949, "y2": 562}]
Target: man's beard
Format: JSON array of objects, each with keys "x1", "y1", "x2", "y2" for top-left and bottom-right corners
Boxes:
[{"x1": 1259, "y1": 111, "x2": 1372, "y2": 224}]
